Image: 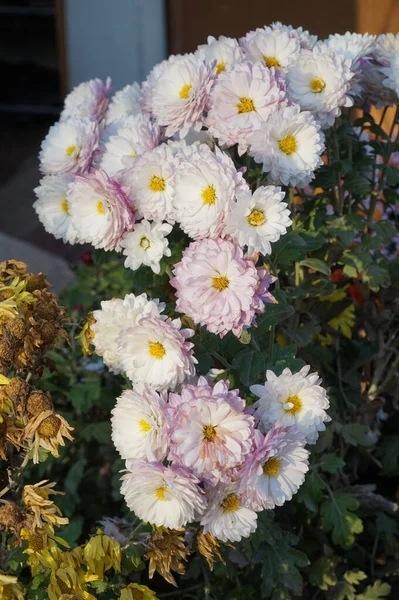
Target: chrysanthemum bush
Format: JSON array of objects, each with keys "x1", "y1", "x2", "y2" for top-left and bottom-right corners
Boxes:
[{"x1": 1, "y1": 21, "x2": 398, "y2": 600}]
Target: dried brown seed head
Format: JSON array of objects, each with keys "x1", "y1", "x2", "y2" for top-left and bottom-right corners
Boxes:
[
  {"x1": 37, "y1": 414, "x2": 61, "y2": 439},
  {"x1": 26, "y1": 390, "x2": 53, "y2": 417}
]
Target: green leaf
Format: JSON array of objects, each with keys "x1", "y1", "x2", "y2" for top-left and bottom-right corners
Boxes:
[
  {"x1": 308, "y1": 556, "x2": 339, "y2": 591},
  {"x1": 272, "y1": 232, "x2": 308, "y2": 265},
  {"x1": 299, "y1": 258, "x2": 331, "y2": 276},
  {"x1": 70, "y1": 377, "x2": 101, "y2": 413},
  {"x1": 319, "y1": 453, "x2": 345, "y2": 474},
  {"x1": 344, "y1": 171, "x2": 371, "y2": 196},
  {"x1": 60, "y1": 516, "x2": 83, "y2": 545},
  {"x1": 80, "y1": 422, "x2": 111, "y2": 444},
  {"x1": 321, "y1": 494, "x2": 363, "y2": 548},
  {"x1": 64, "y1": 458, "x2": 88, "y2": 496},
  {"x1": 378, "y1": 435, "x2": 399, "y2": 475},
  {"x1": 232, "y1": 349, "x2": 265, "y2": 387},
  {"x1": 256, "y1": 303, "x2": 295, "y2": 334},
  {"x1": 296, "y1": 471, "x2": 325, "y2": 513},
  {"x1": 342, "y1": 423, "x2": 371, "y2": 447},
  {"x1": 239, "y1": 329, "x2": 252, "y2": 345},
  {"x1": 357, "y1": 581, "x2": 392, "y2": 599},
  {"x1": 344, "y1": 570, "x2": 367, "y2": 585},
  {"x1": 362, "y1": 263, "x2": 391, "y2": 292},
  {"x1": 385, "y1": 165, "x2": 399, "y2": 186},
  {"x1": 376, "y1": 513, "x2": 399, "y2": 552}
]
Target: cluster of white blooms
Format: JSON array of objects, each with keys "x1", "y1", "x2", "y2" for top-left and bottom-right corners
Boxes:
[{"x1": 34, "y1": 20, "x2": 398, "y2": 545}]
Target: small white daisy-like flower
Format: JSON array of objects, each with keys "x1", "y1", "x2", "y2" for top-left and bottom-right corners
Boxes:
[
  {"x1": 238, "y1": 425, "x2": 309, "y2": 510},
  {"x1": 121, "y1": 460, "x2": 205, "y2": 528},
  {"x1": 117, "y1": 316, "x2": 196, "y2": 392},
  {"x1": 92, "y1": 293, "x2": 165, "y2": 374},
  {"x1": 140, "y1": 57, "x2": 171, "y2": 116},
  {"x1": 98, "y1": 114, "x2": 162, "y2": 177},
  {"x1": 121, "y1": 220, "x2": 172, "y2": 274},
  {"x1": 224, "y1": 185, "x2": 291, "y2": 255},
  {"x1": 271, "y1": 22, "x2": 318, "y2": 49},
  {"x1": 240, "y1": 26, "x2": 301, "y2": 70},
  {"x1": 173, "y1": 144, "x2": 237, "y2": 240},
  {"x1": 251, "y1": 365, "x2": 331, "y2": 444},
  {"x1": 39, "y1": 117, "x2": 100, "y2": 175},
  {"x1": 105, "y1": 83, "x2": 142, "y2": 124},
  {"x1": 60, "y1": 77, "x2": 111, "y2": 121},
  {"x1": 119, "y1": 144, "x2": 178, "y2": 222},
  {"x1": 249, "y1": 104, "x2": 325, "y2": 188},
  {"x1": 67, "y1": 169, "x2": 134, "y2": 250},
  {"x1": 111, "y1": 385, "x2": 168, "y2": 462},
  {"x1": 196, "y1": 35, "x2": 244, "y2": 74},
  {"x1": 33, "y1": 174, "x2": 78, "y2": 244},
  {"x1": 380, "y1": 52, "x2": 399, "y2": 97},
  {"x1": 286, "y1": 42, "x2": 354, "y2": 127},
  {"x1": 206, "y1": 60, "x2": 285, "y2": 155},
  {"x1": 200, "y1": 484, "x2": 258, "y2": 543},
  {"x1": 326, "y1": 32, "x2": 376, "y2": 96},
  {"x1": 151, "y1": 53, "x2": 215, "y2": 138}
]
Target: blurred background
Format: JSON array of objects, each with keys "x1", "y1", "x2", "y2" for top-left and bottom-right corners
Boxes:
[{"x1": 0, "y1": 0, "x2": 398, "y2": 288}]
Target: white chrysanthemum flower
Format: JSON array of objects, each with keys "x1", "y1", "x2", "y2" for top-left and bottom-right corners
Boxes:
[
  {"x1": 240, "y1": 26, "x2": 301, "y2": 70},
  {"x1": 91, "y1": 293, "x2": 165, "y2": 374},
  {"x1": 98, "y1": 114, "x2": 162, "y2": 176},
  {"x1": 287, "y1": 42, "x2": 354, "y2": 127},
  {"x1": 119, "y1": 144, "x2": 178, "y2": 222},
  {"x1": 39, "y1": 117, "x2": 99, "y2": 175},
  {"x1": 196, "y1": 35, "x2": 244, "y2": 74},
  {"x1": 251, "y1": 365, "x2": 331, "y2": 444},
  {"x1": 173, "y1": 144, "x2": 238, "y2": 240},
  {"x1": 326, "y1": 32, "x2": 376, "y2": 96},
  {"x1": 33, "y1": 174, "x2": 78, "y2": 244},
  {"x1": 271, "y1": 22, "x2": 318, "y2": 49},
  {"x1": 121, "y1": 220, "x2": 172, "y2": 274},
  {"x1": 105, "y1": 83, "x2": 142, "y2": 124},
  {"x1": 239, "y1": 425, "x2": 309, "y2": 510},
  {"x1": 375, "y1": 33, "x2": 399, "y2": 62},
  {"x1": 200, "y1": 484, "x2": 258, "y2": 543},
  {"x1": 249, "y1": 104, "x2": 324, "y2": 188},
  {"x1": 171, "y1": 128, "x2": 215, "y2": 150},
  {"x1": 117, "y1": 316, "x2": 196, "y2": 392},
  {"x1": 60, "y1": 77, "x2": 111, "y2": 121},
  {"x1": 380, "y1": 52, "x2": 399, "y2": 97},
  {"x1": 151, "y1": 53, "x2": 215, "y2": 138},
  {"x1": 121, "y1": 460, "x2": 205, "y2": 528},
  {"x1": 206, "y1": 60, "x2": 285, "y2": 155},
  {"x1": 224, "y1": 185, "x2": 291, "y2": 255},
  {"x1": 111, "y1": 386, "x2": 168, "y2": 461}
]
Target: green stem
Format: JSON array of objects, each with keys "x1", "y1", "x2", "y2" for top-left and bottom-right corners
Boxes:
[
  {"x1": 210, "y1": 351, "x2": 231, "y2": 370},
  {"x1": 268, "y1": 326, "x2": 275, "y2": 364}
]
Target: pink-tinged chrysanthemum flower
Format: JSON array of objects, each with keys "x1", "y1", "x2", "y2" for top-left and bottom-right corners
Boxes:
[
  {"x1": 224, "y1": 185, "x2": 291, "y2": 255},
  {"x1": 140, "y1": 57, "x2": 171, "y2": 116},
  {"x1": 240, "y1": 27, "x2": 301, "y2": 70},
  {"x1": 326, "y1": 33, "x2": 376, "y2": 97},
  {"x1": 121, "y1": 220, "x2": 172, "y2": 274},
  {"x1": 200, "y1": 484, "x2": 258, "y2": 542},
  {"x1": 60, "y1": 77, "x2": 112, "y2": 121},
  {"x1": 249, "y1": 104, "x2": 325, "y2": 187},
  {"x1": 168, "y1": 381, "x2": 254, "y2": 483},
  {"x1": 286, "y1": 42, "x2": 354, "y2": 128},
  {"x1": 151, "y1": 54, "x2": 215, "y2": 138},
  {"x1": 168, "y1": 376, "x2": 246, "y2": 414},
  {"x1": 173, "y1": 144, "x2": 238, "y2": 240},
  {"x1": 67, "y1": 169, "x2": 134, "y2": 250},
  {"x1": 39, "y1": 117, "x2": 100, "y2": 175},
  {"x1": 99, "y1": 114, "x2": 162, "y2": 176},
  {"x1": 111, "y1": 385, "x2": 168, "y2": 461},
  {"x1": 33, "y1": 174, "x2": 78, "y2": 244},
  {"x1": 119, "y1": 144, "x2": 178, "y2": 223},
  {"x1": 105, "y1": 83, "x2": 142, "y2": 124},
  {"x1": 121, "y1": 460, "x2": 205, "y2": 528},
  {"x1": 206, "y1": 61, "x2": 285, "y2": 155},
  {"x1": 270, "y1": 22, "x2": 318, "y2": 49},
  {"x1": 251, "y1": 365, "x2": 331, "y2": 444},
  {"x1": 195, "y1": 35, "x2": 244, "y2": 74},
  {"x1": 238, "y1": 425, "x2": 309, "y2": 510},
  {"x1": 92, "y1": 293, "x2": 165, "y2": 374},
  {"x1": 117, "y1": 316, "x2": 196, "y2": 392},
  {"x1": 171, "y1": 238, "x2": 275, "y2": 338}
]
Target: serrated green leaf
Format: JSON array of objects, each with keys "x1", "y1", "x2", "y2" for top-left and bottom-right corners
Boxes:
[
  {"x1": 321, "y1": 494, "x2": 363, "y2": 548},
  {"x1": 344, "y1": 171, "x2": 371, "y2": 196},
  {"x1": 357, "y1": 581, "x2": 391, "y2": 599},
  {"x1": 80, "y1": 421, "x2": 111, "y2": 444},
  {"x1": 296, "y1": 471, "x2": 326, "y2": 513},
  {"x1": 232, "y1": 349, "x2": 265, "y2": 387},
  {"x1": 299, "y1": 258, "x2": 331, "y2": 276},
  {"x1": 319, "y1": 453, "x2": 345, "y2": 474},
  {"x1": 256, "y1": 303, "x2": 295, "y2": 334},
  {"x1": 344, "y1": 570, "x2": 367, "y2": 585},
  {"x1": 342, "y1": 423, "x2": 371, "y2": 447},
  {"x1": 308, "y1": 556, "x2": 339, "y2": 590}
]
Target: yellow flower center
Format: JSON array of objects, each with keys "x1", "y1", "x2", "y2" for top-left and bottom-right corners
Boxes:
[
  {"x1": 247, "y1": 208, "x2": 266, "y2": 227},
  {"x1": 212, "y1": 275, "x2": 230, "y2": 292},
  {"x1": 149, "y1": 175, "x2": 166, "y2": 192},
  {"x1": 201, "y1": 185, "x2": 217, "y2": 206},
  {"x1": 179, "y1": 84, "x2": 192, "y2": 99},
  {"x1": 262, "y1": 457, "x2": 281, "y2": 477},
  {"x1": 148, "y1": 341, "x2": 166, "y2": 360},
  {"x1": 96, "y1": 201, "x2": 108, "y2": 215},
  {"x1": 216, "y1": 62, "x2": 226, "y2": 74},
  {"x1": 138, "y1": 419, "x2": 152, "y2": 432},
  {"x1": 237, "y1": 97, "x2": 256, "y2": 113},
  {"x1": 284, "y1": 394, "x2": 303, "y2": 415},
  {"x1": 278, "y1": 135, "x2": 298, "y2": 156},
  {"x1": 60, "y1": 198, "x2": 70, "y2": 216},
  {"x1": 37, "y1": 415, "x2": 61, "y2": 439},
  {"x1": 131, "y1": 590, "x2": 144, "y2": 600},
  {"x1": 221, "y1": 493, "x2": 241, "y2": 512},
  {"x1": 203, "y1": 424, "x2": 217, "y2": 441},
  {"x1": 129, "y1": 151, "x2": 137, "y2": 158},
  {"x1": 65, "y1": 144, "x2": 76, "y2": 157},
  {"x1": 139, "y1": 236, "x2": 151, "y2": 250},
  {"x1": 310, "y1": 77, "x2": 326, "y2": 93},
  {"x1": 264, "y1": 56, "x2": 281, "y2": 68},
  {"x1": 28, "y1": 532, "x2": 45, "y2": 552},
  {"x1": 154, "y1": 486, "x2": 168, "y2": 501}
]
